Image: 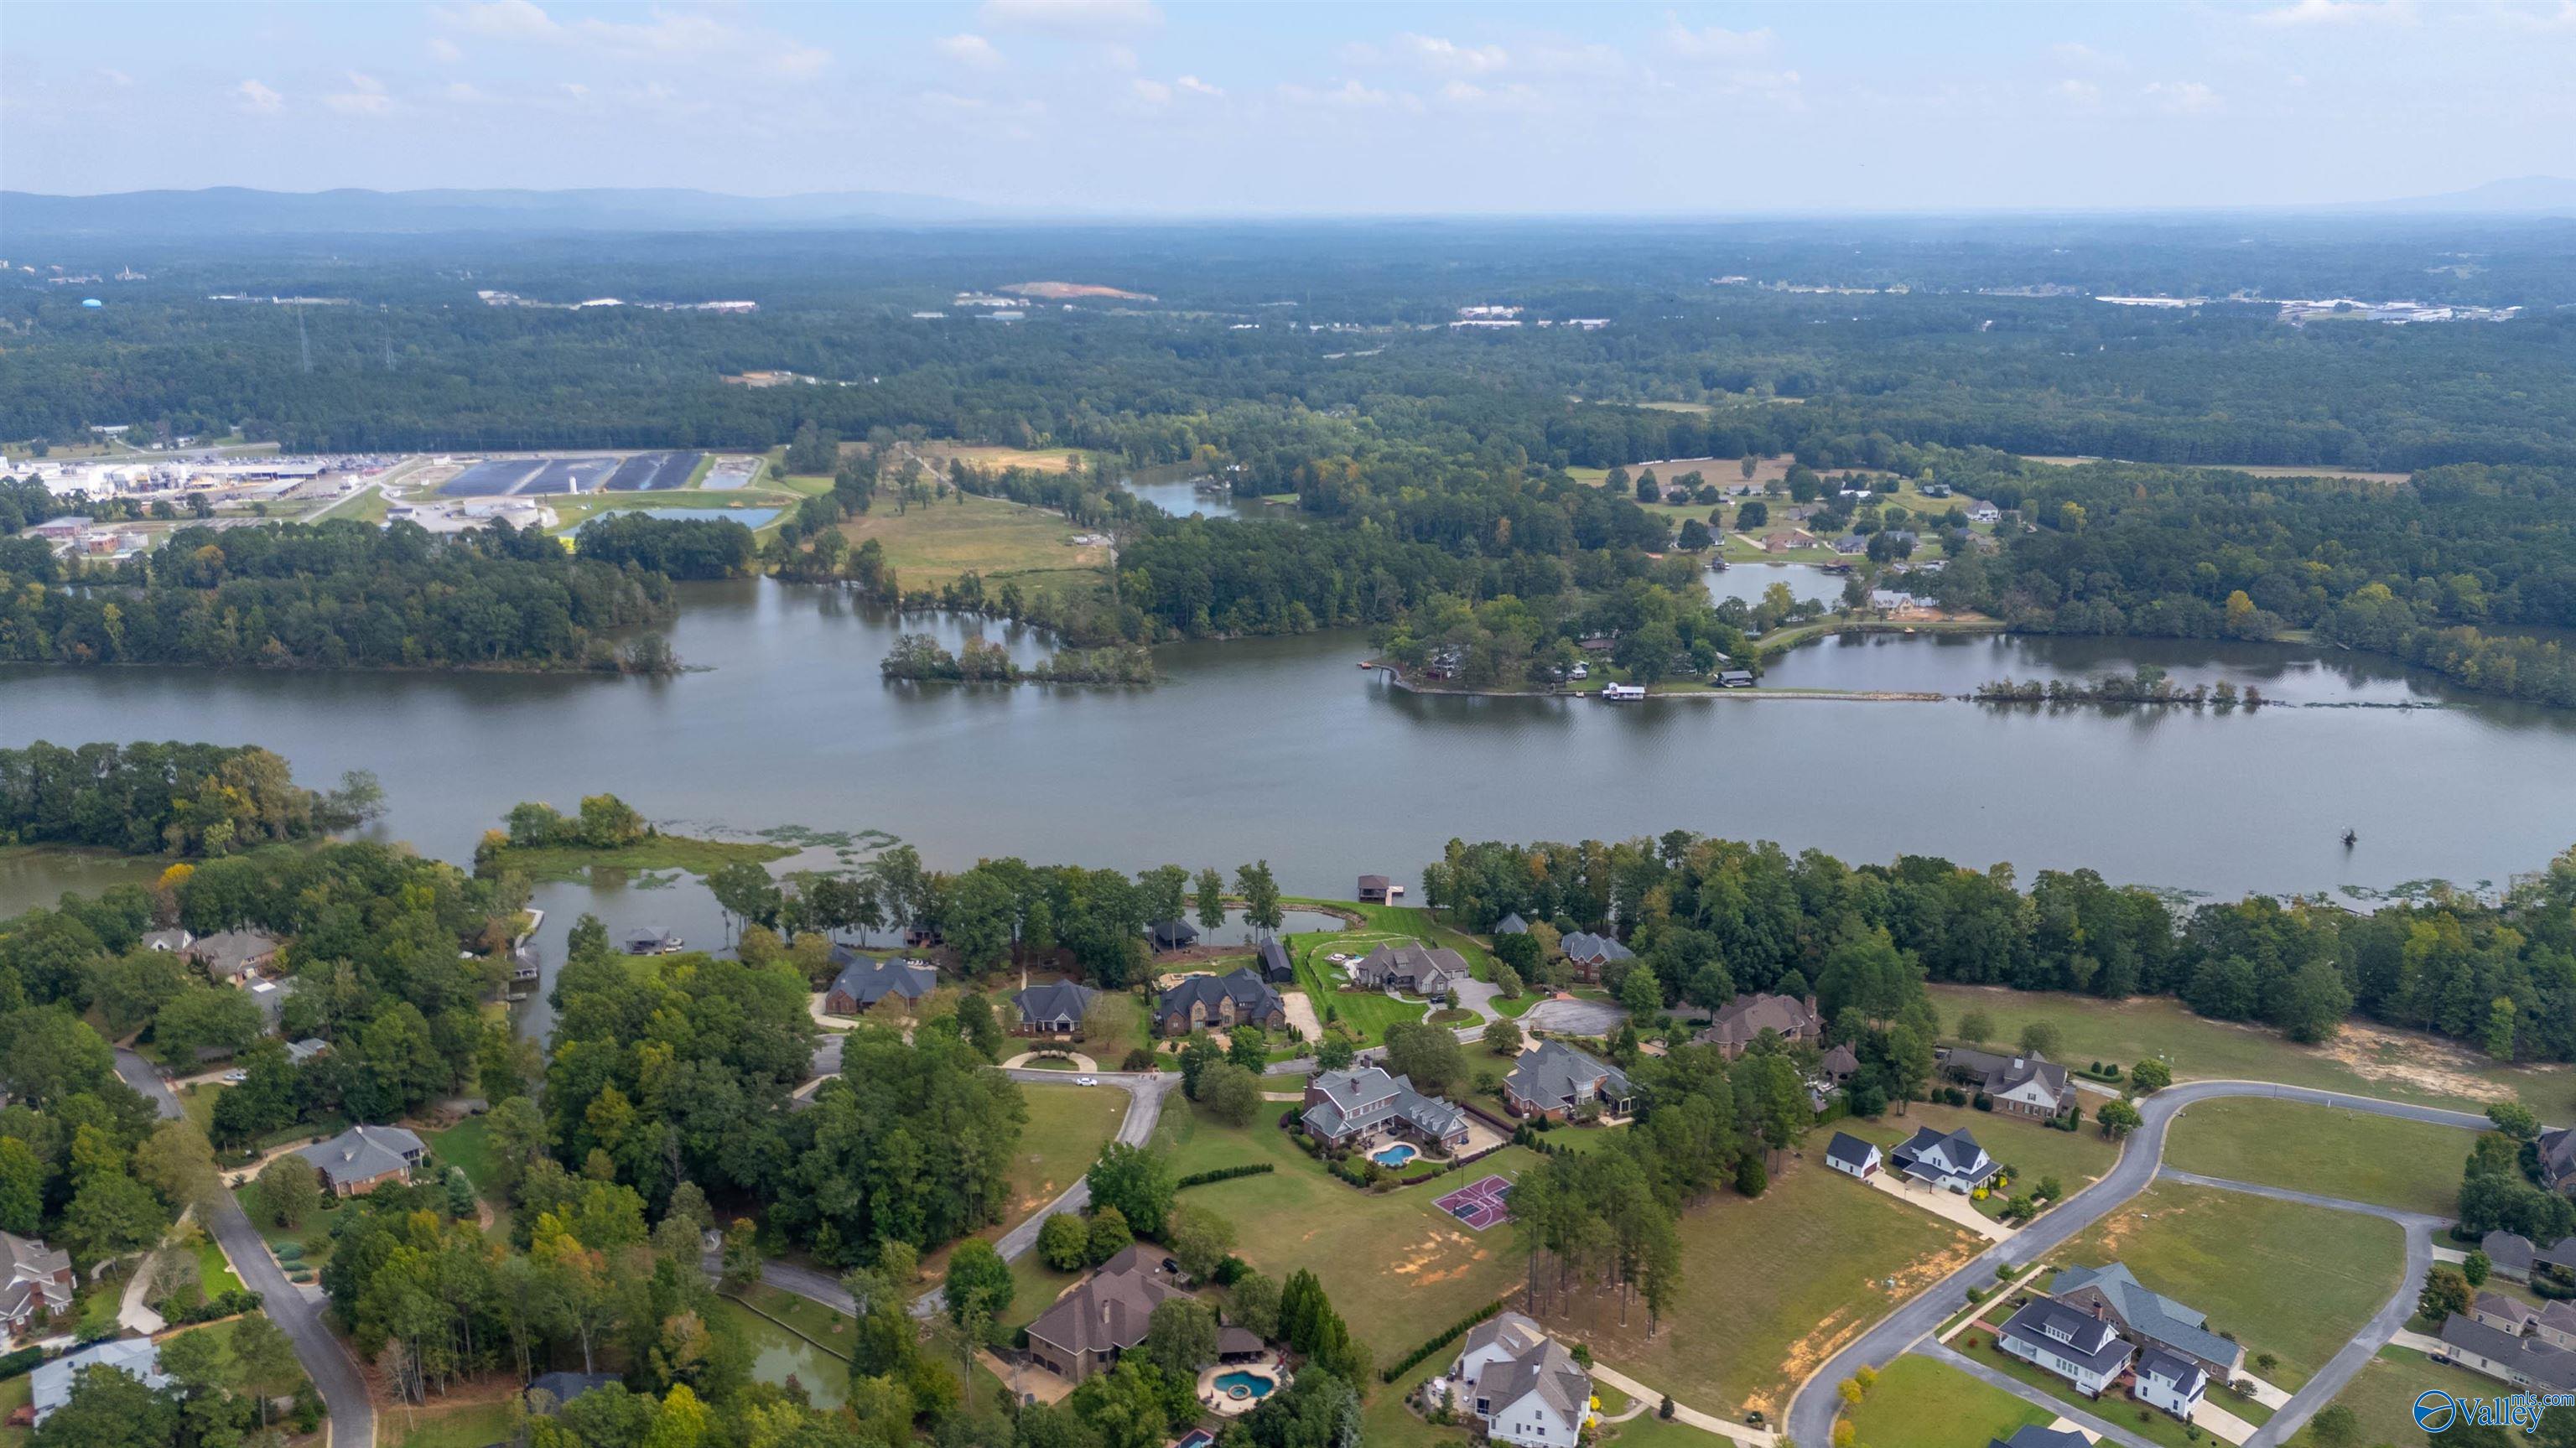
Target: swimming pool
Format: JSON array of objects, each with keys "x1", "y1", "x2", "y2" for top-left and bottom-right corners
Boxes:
[
  {"x1": 1370, "y1": 1143, "x2": 1419, "y2": 1167},
  {"x1": 1215, "y1": 1371, "x2": 1278, "y2": 1402}
]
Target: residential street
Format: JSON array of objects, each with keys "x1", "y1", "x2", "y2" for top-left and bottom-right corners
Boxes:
[
  {"x1": 1784, "y1": 1080, "x2": 2490, "y2": 1448},
  {"x1": 117, "y1": 1048, "x2": 377, "y2": 1448}
]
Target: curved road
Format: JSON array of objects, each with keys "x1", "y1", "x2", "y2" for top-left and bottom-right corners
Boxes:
[
  {"x1": 117, "y1": 1049, "x2": 376, "y2": 1448},
  {"x1": 1784, "y1": 1080, "x2": 2490, "y2": 1448}
]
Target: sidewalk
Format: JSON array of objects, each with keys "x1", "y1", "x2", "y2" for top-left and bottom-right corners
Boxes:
[
  {"x1": 1588, "y1": 1362, "x2": 1778, "y2": 1448},
  {"x1": 1939, "y1": 1263, "x2": 2049, "y2": 1345},
  {"x1": 1862, "y1": 1171, "x2": 2016, "y2": 1243}
]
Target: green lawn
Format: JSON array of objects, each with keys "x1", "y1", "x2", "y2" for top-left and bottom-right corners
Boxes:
[
  {"x1": 1537, "y1": 1162, "x2": 1981, "y2": 1420},
  {"x1": 229, "y1": 1183, "x2": 335, "y2": 1274},
  {"x1": 2164, "y1": 1098, "x2": 2485, "y2": 1217},
  {"x1": 192, "y1": 1232, "x2": 245, "y2": 1299},
  {"x1": 384, "y1": 1398, "x2": 520, "y2": 1448},
  {"x1": 0, "y1": 1374, "x2": 29, "y2": 1448},
  {"x1": 2054, "y1": 1182, "x2": 2404, "y2": 1390},
  {"x1": 1839, "y1": 1353, "x2": 2049, "y2": 1448},
  {"x1": 838, "y1": 489, "x2": 1113, "y2": 608},
  {"x1": 1001, "y1": 1084, "x2": 1129, "y2": 1222},
  {"x1": 428, "y1": 1116, "x2": 500, "y2": 1201},
  {"x1": 1929, "y1": 984, "x2": 2568, "y2": 1114},
  {"x1": 1841, "y1": 1103, "x2": 2117, "y2": 1218},
  {"x1": 1151, "y1": 1098, "x2": 1538, "y2": 1352},
  {"x1": 1293, "y1": 932, "x2": 1433, "y2": 1046},
  {"x1": 2287, "y1": 1347, "x2": 2503, "y2": 1448}
]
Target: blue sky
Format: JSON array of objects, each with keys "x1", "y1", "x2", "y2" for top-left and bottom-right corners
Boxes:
[{"x1": 4, "y1": 0, "x2": 2573, "y2": 212}]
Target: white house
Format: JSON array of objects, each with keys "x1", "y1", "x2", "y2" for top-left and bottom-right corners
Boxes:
[
  {"x1": 1970, "y1": 505, "x2": 2002, "y2": 524},
  {"x1": 1890, "y1": 1125, "x2": 2000, "y2": 1191},
  {"x1": 1454, "y1": 1311, "x2": 1593, "y2": 1448},
  {"x1": 1824, "y1": 1132, "x2": 1882, "y2": 1180},
  {"x1": 2135, "y1": 1347, "x2": 2210, "y2": 1419},
  {"x1": 1995, "y1": 1298, "x2": 2134, "y2": 1397}
]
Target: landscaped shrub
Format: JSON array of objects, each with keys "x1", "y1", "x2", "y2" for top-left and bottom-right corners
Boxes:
[
  {"x1": 1176, "y1": 1163, "x2": 1275, "y2": 1191},
  {"x1": 1972, "y1": 1093, "x2": 1993, "y2": 1112},
  {"x1": 165, "y1": 1289, "x2": 264, "y2": 1326},
  {"x1": 1380, "y1": 1297, "x2": 1512, "y2": 1382},
  {"x1": 0, "y1": 1347, "x2": 44, "y2": 1381},
  {"x1": 1121, "y1": 1048, "x2": 1154, "y2": 1072}
]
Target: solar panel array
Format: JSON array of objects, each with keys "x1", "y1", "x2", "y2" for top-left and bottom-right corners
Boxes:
[{"x1": 438, "y1": 452, "x2": 702, "y2": 497}]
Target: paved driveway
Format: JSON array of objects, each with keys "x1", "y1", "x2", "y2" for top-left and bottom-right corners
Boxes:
[
  {"x1": 118, "y1": 1049, "x2": 376, "y2": 1448},
  {"x1": 1519, "y1": 996, "x2": 1628, "y2": 1035}
]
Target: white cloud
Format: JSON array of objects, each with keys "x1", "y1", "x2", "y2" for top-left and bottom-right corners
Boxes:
[
  {"x1": 560, "y1": 81, "x2": 589, "y2": 99},
  {"x1": 97, "y1": 67, "x2": 133, "y2": 86},
  {"x1": 445, "y1": 80, "x2": 484, "y2": 103},
  {"x1": 978, "y1": 0, "x2": 1161, "y2": 39},
  {"x1": 439, "y1": 0, "x2": 558, "y2": 39},
  {"x1": 1101, "y1": 44, "x2": 1140, "y2": 72},
  {"x1": 1278, "y1": 78, "x2": 1407, "y2": 111},
  {"x1": 1398, "y1": 34, "x2": 1509, "y2": 75},
  {"x1": 936, "y1": 34, "x2": 1006, "y2": 70},
  {"x1": 1518, "y1": 41, "x2": 1624, "y2": 79},
  {"x1": 1661, "y1": 19, "x2": 1777, "y2": 60},
  {"x1": 2252, "y1": 0, "x2": 2413, "y2": 24},
  {"x1": 2144, "y1": 80, "x2": 2221, "y2": 113},
  {"x1": 773, "y1": 44, "x2": 830, "y2": 79},
  {"x1": 1176, "y1": 75, "x2": 1222, "y2": 96},
  {"x1": 235, "y1": 79, "x2": 283, "y2": 113},
  {"x1": 1130, "y1": 77, "x2": 1171, "y2": 105},
  {"x1": 427, "y1": 37, "x2": 464, "y2": 63},
  {"x1": 2050, "y1": 78, "x2": 2102, "y2": 105}
]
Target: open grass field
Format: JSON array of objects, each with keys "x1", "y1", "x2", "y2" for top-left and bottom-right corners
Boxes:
[
  {"x1": 835, "y1": 490, "x2": 1109, "y2": 605},
  {"x1": 2054, "y1": 1181, "x2": 2402, "y2": 1390},
  {"x1": 2288, "y1": 1347, "x2": 2498, "y2": 1448},
  {"x1": 428, "y1": 1115, "x2": 502, "y2": 1213},
  {"x1": 1840, "y1": 1103, "x2": 2117, "y2": 1217},
  {"x1": 1000, "y1": 1083, "x2": 1130, "y2": 1221},
  {"x1": 1929, "y1": 984, "x2": 2569, "y2": 1114},
  {"x1": 385, "y1": 1396, "x2": 520, "y2": 1448},
  {"x1": 911, "y1": 443, "x2": 1086, "y2": 475},
  {"x1": 1285, "y1": 899, "x2": 1537, "y2": 1018},
  {"x1": 1539, "y1": 1162, "x2": 1981, "y2": 1419},
  {"x1": 2023, "y1": 456, "x2": 2412, "y2": 486},
  {"x1": 2164, "y1": 1098, "x2": 2485, "y2": 1217},
  {"x1": 1150, "y1": 1098, "x2": 1540, "y2": 1352},
  {"x1": 1839, "y1": 1352, "x2": 2050, "y2": 1448}
]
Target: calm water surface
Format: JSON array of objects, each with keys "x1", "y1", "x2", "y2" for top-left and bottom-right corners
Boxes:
[{"x1": 3, "y1": 579, "x2": 2570, "y2": 944}]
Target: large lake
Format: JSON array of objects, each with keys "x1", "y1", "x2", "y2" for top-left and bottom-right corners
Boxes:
[{"x1": 4, "y1": 577, "x2": 2571, "y2": 949}]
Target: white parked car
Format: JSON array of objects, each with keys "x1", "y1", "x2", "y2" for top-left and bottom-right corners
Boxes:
[
  {"x1": 221, "y1": 1070, "x2": 247, "y2": 1084},
  {"x1": 1569, "y1": 663, "x2": 1590, "y2": 679},
  {"x1": 1076, "y1": 1076, "x2": 1098, "y2": 1087}
]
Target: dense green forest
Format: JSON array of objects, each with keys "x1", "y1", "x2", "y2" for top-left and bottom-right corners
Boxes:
[
  {"x1": 0, "y1": 740, "x2": 382, "y2": 854},
  {"x1": 0, "y1": 518, "x2": 681, "y2": 670},
  {"x1": 1426, "y1": 832, "x2": 2576, "y2": 1064}
]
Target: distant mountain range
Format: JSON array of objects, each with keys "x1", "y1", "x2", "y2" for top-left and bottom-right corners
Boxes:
[
  {"x1": 0, "y1": 185, "x2": 991, "y2": 237},
  {"x1": 2335, "y1": 175, "x2": 2576, "y2": 215}
]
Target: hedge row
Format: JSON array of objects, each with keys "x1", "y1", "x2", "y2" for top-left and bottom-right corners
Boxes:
[
  {"x1": 1176, "y1": 1163, "x2": 1276, "y2": 1191},
  {"x1": 165, "y1": 1289, "x2": 265, "y2": 1326},
  {"x1": 1381, "y1": 1297, "x2": 1513, "y2": 1383},
  {"x1": 0, "y1": 1346, "x2": 43, "y2": 1382}
]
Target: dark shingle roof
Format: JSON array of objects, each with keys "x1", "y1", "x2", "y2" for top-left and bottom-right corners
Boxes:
[
  {"x1": 2484, "y1": 1230, "x2": 2537, "y2": 1275},
  {"x1": 1825, "y1": 1132, "x2": 1878, "y2": 1170},
  {"x1": 1012, "y1": 981, "x2": 1097, "y2": 1028},
  {"x1": 2135, "y1": 1346, "x2": 2208, "y2": 1398},
  {"x1": 1158, "y1": 966, "x2": 1282, "y2": 1022},
  {"x1": 2051, "y1": 1262, "x2": 2238, "y2": 1369},
  {"x1": 1505, "y1": 1041, "x2": 1629, "y2": 1113},
  {"x1": 1026, "y1": 1245, "x2": 1187, "y2": 1358},
  {"x1": 2441, "y1": 1312, "x2": 2576, "y2": 1392},
  {"x1": 1993, "y1": 1428, "x2": 2093, "y2": 1448},
  {"x1": 1493, "y1": 913, "x2": 1529, "y2": 935},
  {"x1": 828, "y1": 950, "x2": 937, "y2": 1007},
  {"x1": 1997, "y1": 1298, "x2": 2134, "y2": 1376}
]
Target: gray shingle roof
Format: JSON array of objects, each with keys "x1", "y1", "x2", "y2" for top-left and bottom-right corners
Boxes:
[
  {"x1": 295, "y1": 1124, "x2": 423, "y2": 1184},
  {"x1": 1158, "y1": 967, "x2": 1282, "y2": 1022},
  {"x1": 1697, "y1": 993, "x2": 1819, "y2": 1051},
  {"x1": 2484, "y1": 1230, "x2": 2537, "y2": 1275},
  {"x1": 1304, "y1": 1066, "x2": 1465, "y2": 1143},
  {"x1": 1558, "y1": 931, "x2": 1633, "y2": 965},
  {"x1": 1479, "y1": 1337, "x2": 1591, "y2": 1422},
  {"x1": 1505, "y1": 1041, "x2": 1630, "y2": 1114},
  {"x1": 828, "y1": 950, "x2": 937, "y2": 1007},
  {"x1": 2051, "y1": 1262, "x2": 2238, "y2": 1369},
  {"x1": 1026, "y1": 1245, "x2": 1187, "y2": 1358},
  {"x1": 1825, "y1": 1132, "x2": 1879, "y2": 1170},
  {"x1": 1997, "y1": 1298, "x2": 2134, "y2": 1376},
  {"x1": 1011, "y1": 981, "x2": 1097, "y2": 1029},
  {"x1": 2441, "y1": 1312, "x2": 2576, "y2": 1392},
  {"x1": 1353, "y1": 942, "x2": 1466, "y2": 994},
  {"x1": 1993, "y1": 1428, "x2": 2093, "y2": 1448},
  {"x1": 2136, "y1": 1346, "x2": 2209, "y2": 1398},
  {"x1": 1461, "y1": 1310, "x2": 1550, "y2": 1362},
  {"x1": 32, "y1": 1339, "x2": 169, "y2": 1421},
  {"x1": 1893, "y1": 1124, "x2": 1994, "y2": 1184}
]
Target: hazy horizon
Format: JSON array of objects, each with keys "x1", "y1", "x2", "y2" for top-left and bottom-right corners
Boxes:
[{"x1": 6, "y1": 0, "x2": 2575, "y2": 215}]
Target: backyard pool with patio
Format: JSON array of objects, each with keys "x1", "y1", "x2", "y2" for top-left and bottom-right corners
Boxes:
[
  {"x1": 1200, "y1": 1362, "x2": 1290, "y2": 1416},
  {"x1": 1217, "y1": 1371, "x2": 1278, "y2": 1402},
  {"x1": 1369, "y1": 1143, "x2": 1419, "y2": 1167}
]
